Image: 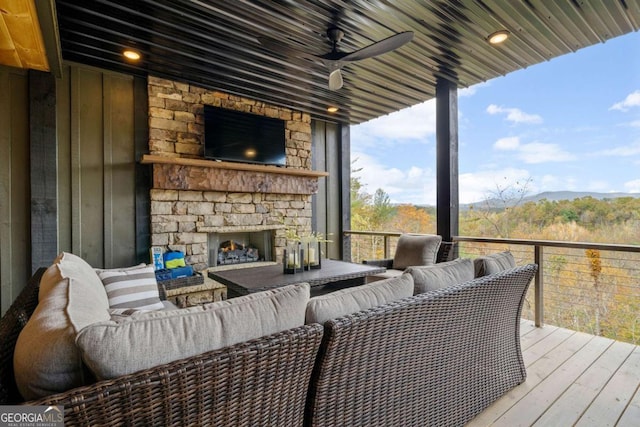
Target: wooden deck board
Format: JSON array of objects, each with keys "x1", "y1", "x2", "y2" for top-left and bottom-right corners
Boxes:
[
  {"x1": 576, "y1": 347, "x2": 640, "y2": 426},
  {"x1": 533, "y1": 340, "x2": 635, "y2": 426},
  {"x1": 469, "y1": 320, "x2": 640, "y2": 426}
]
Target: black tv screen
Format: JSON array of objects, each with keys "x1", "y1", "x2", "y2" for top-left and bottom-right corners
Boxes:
[{"x1": 204, "y1": 105, "x2": 286, "y2": 166}]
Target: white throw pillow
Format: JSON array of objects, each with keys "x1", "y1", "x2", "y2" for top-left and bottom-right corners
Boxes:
[
  {"x1": 305, "y1": 273, "x2": 414, "y2": 324},
  {"x1": 76, "y1": 283, "x2": 310, "y2": 379},
  {"x1": 97, "y1": 264, "x2": 165, "y2": 310}
]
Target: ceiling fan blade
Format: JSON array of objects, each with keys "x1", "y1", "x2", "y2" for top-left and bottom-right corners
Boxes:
[
  {"x1": 340, "y1": 31, "x2": 413, "y2": 62},
  {"x1": 328, "y1": 68, "x2": 343, "y2": 91}
]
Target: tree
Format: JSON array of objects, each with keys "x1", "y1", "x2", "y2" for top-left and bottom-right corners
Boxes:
[
  {"x1": 586, "y1": 248, "x2": 606, "y2": 336},
  {"x1": 390, "y1": 204, "x2": 434, "y2": 233},
  {"x1": 462, "y1": 176, "x2": 533, "y2": 238},
  {"x1": 371, "y1": 188, "x2": 394, "y2": 229}
]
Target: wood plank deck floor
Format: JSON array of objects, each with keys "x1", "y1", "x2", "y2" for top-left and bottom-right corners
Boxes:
[{"x1": 468, "y1": 320, "x2": 640, "y2": 427}]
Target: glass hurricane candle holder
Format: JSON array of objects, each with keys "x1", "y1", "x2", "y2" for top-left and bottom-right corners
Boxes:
[
  {"x1": 283, "y1": 242, "x2": 304, "y2": 274},
  {"x1": 307, "y1": 237, "x2": 321, "y2": 270}
]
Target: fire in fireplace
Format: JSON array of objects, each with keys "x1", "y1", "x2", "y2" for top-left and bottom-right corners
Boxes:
[
  {"x1": 208, "y1": 230, "x2": 274, "y2": 267},
  {"x1": 218, "y1": 240, "x2": 260, "y2": 265}
]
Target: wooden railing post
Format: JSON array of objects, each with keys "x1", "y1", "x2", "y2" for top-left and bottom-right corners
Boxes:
[{"x1": 534, "y1": 245, "x2": 544, "y2": 327}]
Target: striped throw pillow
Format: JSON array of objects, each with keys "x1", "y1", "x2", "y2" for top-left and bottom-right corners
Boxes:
[{"x1": 98, "y1": 265, "x2": 165, "y2": 310}]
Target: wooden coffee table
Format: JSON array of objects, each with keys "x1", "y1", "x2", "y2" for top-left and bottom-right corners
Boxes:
[{"x1": 208, "y1": 259, "x2": 386, "y2": 298}]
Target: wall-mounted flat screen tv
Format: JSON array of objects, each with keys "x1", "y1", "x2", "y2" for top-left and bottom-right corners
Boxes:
[{"x1": 204, "y1": 105, "x2": 286, "y2": 166}]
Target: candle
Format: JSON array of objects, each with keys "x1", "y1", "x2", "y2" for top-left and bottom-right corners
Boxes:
[{"x1": 308, "y1": 247, "x2": 316, "y2": 264}]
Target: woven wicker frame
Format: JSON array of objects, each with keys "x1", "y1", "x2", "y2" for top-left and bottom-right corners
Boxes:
[
  {"x1": 3, "y1": 262, "x2": 536, "y2": 426},
  {"x1": 31, "y1": 325, "x2": 323, "y2": 426},
  {"x1": 1, "y1": 268, "x2": 323, "y2": 426},
  {"x1": 306, "y1": 264, "x2": 537, "y2": 427}
]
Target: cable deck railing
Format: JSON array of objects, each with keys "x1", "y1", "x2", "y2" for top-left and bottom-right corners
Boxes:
[{"x1": 344, "y1": 230, "x2": 640, "y2": 345}]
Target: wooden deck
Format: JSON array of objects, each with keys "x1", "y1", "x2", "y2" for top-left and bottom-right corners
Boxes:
[{"x1": 468, "y1": 320, "x2": 640, "y2": 426}]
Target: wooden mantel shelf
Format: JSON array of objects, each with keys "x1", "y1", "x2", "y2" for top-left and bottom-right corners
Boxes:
[{"x1": 140, "y1": 154, "x2": 329, "y2": 178}]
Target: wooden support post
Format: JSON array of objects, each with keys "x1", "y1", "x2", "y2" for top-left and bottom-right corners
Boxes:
[
  {"x1": 436, "y1": 78, "x2": 459, "y2": 243},
  {"x1": 340, "y1": 124, "x2": 351, "y2": 262},
  {"x1": 30, "y1": 70, "x2": 58, "y2": 272},
  {"x1": 133, "y1": 77, "x2": 151, "y2": 265}
]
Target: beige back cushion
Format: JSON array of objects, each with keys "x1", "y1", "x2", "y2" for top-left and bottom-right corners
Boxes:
[
  {"x1": 392, "y1": 234, "x2": 442, "y2": 270},
  {"x1": 474, "y1": 251, "x2": 517, "y2": 277},
  {"x1": 305, "y1": 274, "x2": 414, "y2": 324},
  {"x1": 14, "y1": 252, "x2": 110, "y2": 400},
  {"x1": 406, "y1": 258, "x2": 474, "y2": 294},
  {"x1": 76, "y1": 283, "x2": 310, "y2": 380}
]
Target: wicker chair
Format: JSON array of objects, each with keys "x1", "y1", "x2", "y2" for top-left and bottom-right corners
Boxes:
[
  {"x1": 1, "y1": 269, "x2": 323, "y2": 426},
  {"x1": 306, "y1": 264, "x2": 537, "y2": 427}
]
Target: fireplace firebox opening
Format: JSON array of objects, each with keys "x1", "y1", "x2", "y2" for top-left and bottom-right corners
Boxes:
[{"x1": 209, "y1": 230, "x2": 274, "y2": 267}]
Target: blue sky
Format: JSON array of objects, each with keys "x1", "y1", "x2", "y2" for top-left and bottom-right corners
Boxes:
[{"x1": 351, "y1": 31, "x2": 640, "y2": 205}]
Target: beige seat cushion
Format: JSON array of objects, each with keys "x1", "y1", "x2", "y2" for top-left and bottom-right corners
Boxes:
[
  {"x1": 305, "y1": 274, "x2": 413, "y2": 324},
  {"x1": 392, "y1": 234, "x2": 442, "y2": 270},
  {"x1": 76, "y1": 283, "x2": 310, "y2": 380},
  {"x1": 474, "y1": 251, "x2": 516, "y2": 277},
  {"x1": 14, "y1": 252, "x2": 110, "y2": 400},
  {"x1": 406, "y1": 258, "x2": 474, "y2": 294}
]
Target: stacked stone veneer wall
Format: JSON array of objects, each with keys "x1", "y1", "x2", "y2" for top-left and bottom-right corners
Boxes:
[{"x1": 147, "y1": 76, "x2": 314, "y2": 271}]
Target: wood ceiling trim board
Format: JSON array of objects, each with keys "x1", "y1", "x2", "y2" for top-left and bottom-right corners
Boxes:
[
  {"x1": 0, "y1": 11, "x2": 22, "y2": 68},
  {"x1": 0, "y1": 0, "x2": 49, "y2": 71}
]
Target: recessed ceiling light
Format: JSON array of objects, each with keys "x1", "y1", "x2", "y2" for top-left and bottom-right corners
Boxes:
[
  {"x1": 327, "y1": 106, "x2": 339, "y2": 113},
  {"x1": 123, "y1": 50, "x2": 141, "y2": 60},
  {"x1": 488, "y1": 30, "x2": 509, "y2": 44}
]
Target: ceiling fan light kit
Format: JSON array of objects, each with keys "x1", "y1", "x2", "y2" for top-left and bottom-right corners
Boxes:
[
  {"x1": 328, "y1": 68, "x2": 344, "y2": 91},
  {"x1": 319, "y1": 28, "x2": 414, "y2": 90}
]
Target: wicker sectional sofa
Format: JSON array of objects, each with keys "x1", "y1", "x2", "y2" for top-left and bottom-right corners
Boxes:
[{"x1": 1, "y1": 254, "x2": 537, "y2": 426}]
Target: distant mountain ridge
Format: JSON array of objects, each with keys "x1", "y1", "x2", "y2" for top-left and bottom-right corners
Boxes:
[{"x1": 461, "y1": 191, "x2": 639, "y2": 210}]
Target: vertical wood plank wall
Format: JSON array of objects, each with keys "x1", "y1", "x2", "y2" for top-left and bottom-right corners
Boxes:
[
  {"x1": 312, "y1": 120, "x2": 348, "y2": 260},
  {"x1": 0, "y1": 61, "x2": 343, "y2": 313},
  {"x1": 0, "y1": 67, "x2": 31, "y2": 315},
  {"x1": 58, "y1": 64, "x2": 138, "y2": 269}
]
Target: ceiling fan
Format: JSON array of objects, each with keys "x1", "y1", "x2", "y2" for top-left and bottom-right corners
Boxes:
[
  {"x1": 317, "y1": 28, "x2": 414, "y2": 90},
  {"x1": 260, "y1": 27, "x2": 413, "y2": 91}
]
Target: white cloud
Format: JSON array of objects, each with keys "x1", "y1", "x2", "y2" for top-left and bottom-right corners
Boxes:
[
  {"x1": 610, "y1": 90, "x2": 640, "y2": 112},
  {"x1": 486, "y1": 104, "x2": 543, "y2": 124},
  {"x1": 351, "y1": 152, "x2": 436, "y2": 205},
  {"x1": 624, "y1": 179, "x2": 640, "y2": 193},
  {"x1": 517, "y1": 142, "x2": 575, "y2": 164},
  {"x1": 630, "y1": 120, "x2": 640, "y2": 127},
  {"x1": 493, "y1": 136, "x2": 575, "y2": 164},
  {"x1": 494, "y1": 137, "x2": 520, "y2": 150},
  {"x1": 458, "y1": 81, "x2": 490, "y2": 97},
  {"x1": 351, "y1": 100, "x2": 436, "y2": 149},
  {"x1": 594, "y1": 142, "x2": 640, "y2": 156}
]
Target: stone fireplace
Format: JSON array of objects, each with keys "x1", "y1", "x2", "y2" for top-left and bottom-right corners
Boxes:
[{"x1": 146, "y1": 76, "x2": 324, "y2": 271}]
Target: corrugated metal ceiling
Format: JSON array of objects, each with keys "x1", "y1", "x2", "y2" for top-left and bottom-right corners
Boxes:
[{"x1": 54, "y1": 0, "x2": 640, "y2": 124}]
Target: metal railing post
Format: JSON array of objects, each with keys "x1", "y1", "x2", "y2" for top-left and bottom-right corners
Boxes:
[
  {"x1": 534, "y1": 245, "x2": 544, "y2": 327},
  {"x1": 384, "y1": 235, "x2": 390, "y2": 259}
]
